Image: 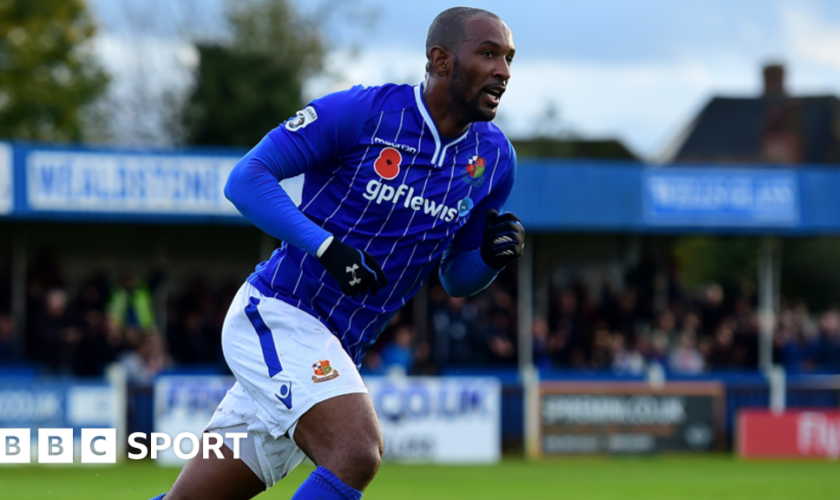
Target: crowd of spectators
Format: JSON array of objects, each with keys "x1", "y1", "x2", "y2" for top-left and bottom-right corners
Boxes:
[
  {"x1": 2, "y1": 248, "x2": 840, "y2": 379},
  {"x1": 0, "y1": 249, "x2": 237, "y2": 383},
  {"x1": 368, "y1": 258, "x2": 840, "y2": 376}
]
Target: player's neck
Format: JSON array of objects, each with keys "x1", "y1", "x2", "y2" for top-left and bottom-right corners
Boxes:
[{"x1": 423, "y1": 80, "x2": 471, "y2": 138}]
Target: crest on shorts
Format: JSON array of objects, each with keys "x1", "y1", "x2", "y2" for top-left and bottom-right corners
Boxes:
[{"x1": 312, "y1": 360, "x2": 340, "y2": 383}]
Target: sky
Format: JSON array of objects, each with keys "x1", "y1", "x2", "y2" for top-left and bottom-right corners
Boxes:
[{"x1": 88, "y1": 0, "x2": 840, "y2": 160}]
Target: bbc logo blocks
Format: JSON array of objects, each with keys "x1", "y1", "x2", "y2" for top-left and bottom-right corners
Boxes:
[
  {"x1": 0, "y1": 428, "x2": 116, "y2": 464},
  {"x1": 38, "y1": 429, "x2": 74, "y2": 464},
  {"x1": 0, "y1": 429, "x2": 30, "y2": 464},
  {"x1": 81, "y1": 429, "x2": 117, "y2": 463}
]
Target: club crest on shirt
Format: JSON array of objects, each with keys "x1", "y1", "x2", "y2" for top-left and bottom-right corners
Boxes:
[
  {"x1": 312, "y1": 359, "x2": 340, "y2": 383},
  {"x1": 285, "y1": 106, "x2": 318, "y2": 131},
  {"x1": 461, "y1": 155, "x2": 486, "y2": 186},
  {"x1": 374, "y1": 147, "x2": 402, "y2": 180}
]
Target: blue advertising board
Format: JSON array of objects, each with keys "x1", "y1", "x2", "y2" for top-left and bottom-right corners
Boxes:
[
  {"x1": 642, "y1": 169, "x2": 800, "y2": 227},
  {"x1": 3, "y1": 142, "x2": 302, "y2": 223},
  {"x1": 6, "y1": 141, "x2": 840, "y2": 235},
  {"x1": 26, "y1": 150, "x2": 240, "y2": 215},
  {"x1": 0, "y1": 379, "x2": 116, "y2": 439},
  {"x1": 0, "y1": 142, "x2": 11, "y2": 215}
]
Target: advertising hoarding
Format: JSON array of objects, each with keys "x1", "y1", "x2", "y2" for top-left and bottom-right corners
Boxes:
[
  {"x1": 153, "y1": 375, "x2": 235, "y2": 466},
  {"x1": 0, "y1": 143, "x2": 11, "y2": 214},
  {"x1": 153, "y1": 375, "x2": 501, "y2": 466},
  {"x1": 0, "y1": 379, "x2": 117, "y2": 459},
  {"x1": 25, "y1": 150, "x2": 303, "y2": 215},
  {"x1": 366, "y1": 376, "x2": 501, "y2": 463},
  {"x1": 540, "y1": 382, "x2": 725, "y2": 454},
  {"x1": 643, "y1": 169, "x2": 799, "y2": 226},
  {"x1": 737, "y1": 410, "x2": 840, "y2": 459}
]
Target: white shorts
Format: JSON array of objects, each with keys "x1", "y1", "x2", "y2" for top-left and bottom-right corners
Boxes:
[{"x1": 205, "y1": 282, "x2": 368, "y2": 487}]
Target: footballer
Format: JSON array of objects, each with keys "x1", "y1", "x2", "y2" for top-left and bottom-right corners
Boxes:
[{"x1": 152, "y1": 7, "x2": 524, "y2": 500}]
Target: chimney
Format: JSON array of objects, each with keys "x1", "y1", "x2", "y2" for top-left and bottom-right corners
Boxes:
[{"x1": 763, "y1": 64, "x2": 786, "y2": 97}]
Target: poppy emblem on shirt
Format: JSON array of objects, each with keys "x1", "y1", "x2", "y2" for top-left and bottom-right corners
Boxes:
[{"x1": 374, "y1": 147, "x2": 402, "y2": 180}]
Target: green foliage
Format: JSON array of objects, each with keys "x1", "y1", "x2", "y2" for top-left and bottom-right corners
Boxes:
[
  {"x1": 781, "y1": 238, "x2": 840, "y2": 310},
  {"x1": 511, "y1": 138, "x2": 638, "y2": 160},
  {"x1": 183, "y1": 45, "x2": 303, "y2": 147},
  {"x1": 0, "y1": 0, "x2": 108, "y2": 142},
  {"x1": 672, "y1": 236, "x2": 760, "y2": 295},
  {"x1": 673, "y1": 236, "x2": 840, "y2": 310},
  {"x1": 183, "y1": 0, "x2": 326, "y2": 147}
]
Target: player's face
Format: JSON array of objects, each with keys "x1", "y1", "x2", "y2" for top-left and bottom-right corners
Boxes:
[{"x1": 450, "y1": 16, "x2": 515, "y2": 123}]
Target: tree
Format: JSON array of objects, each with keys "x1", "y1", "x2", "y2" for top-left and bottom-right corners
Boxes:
[
  {"x1": 0, "y1": 0, "x2": 108, "y2": 142},
  {"x1": 183, "y1": 0, "x2": 326, "y2": 147},
  {"x1": 86, "y1": 0, "x2": 218, "y2": 147}
]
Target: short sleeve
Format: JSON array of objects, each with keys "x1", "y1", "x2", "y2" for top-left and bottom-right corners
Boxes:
[{"x1": 267, "y1": 85, "x2": 377, "y2": 173}]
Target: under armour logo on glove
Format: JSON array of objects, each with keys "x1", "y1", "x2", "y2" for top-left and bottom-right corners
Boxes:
[
  {"x1": 480, "y1": 209, "x2": 526, "y2": 269},
  {"x1": 319, "y1": 238, "x2": 388, "y2": 297},
  {"x1": 346, "y1": 264, "x2": 362, "y2": 286}
]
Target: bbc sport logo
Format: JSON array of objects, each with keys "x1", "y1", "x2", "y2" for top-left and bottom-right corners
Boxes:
[{"x1": 0, "y1": 429, "x2": 246, "y2": 464}]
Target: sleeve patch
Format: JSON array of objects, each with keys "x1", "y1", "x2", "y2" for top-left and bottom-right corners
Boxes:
[{"x1": 285, "y1": 106, "x2": 318, "y2": 131}]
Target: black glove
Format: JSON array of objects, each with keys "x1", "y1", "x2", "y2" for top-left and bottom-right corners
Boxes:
[
  {"x1": 319, "y1": 238, "x2": 388, "y2": 297},
  {"x1": 480, "y1": 209, "x2": 525, "y2": 269}
]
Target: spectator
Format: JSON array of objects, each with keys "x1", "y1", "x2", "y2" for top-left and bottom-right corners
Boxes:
[
  {"x1": 107, "y1": 271, "x2": 157, "y2": 335},
  {"x1": 380, "y1": 325, "x2": 414, "y2": 375},
  {"x1": 73, "y1": 275, "x2": 118, "y2": 377},
  {"x1": 431, "y1": 294, "x2": 479, "y2": 366},
  {"x1": 589, "y1": 323, "x2": 613, "y2": 369},
  {"x1": 169, "y1": 310, "x2": 215, "y2": 366},
  {"x1": 776, "y1": 322, "x2": 803, "y2": 373},
  {"x1": 120, "y1": 332, "x2": 169, "y2": 385},
  {"x1": 669, "y1": 331, "x2": 705, "y2": 374},
  {"x1": 478, "y1": 310, "x2": 516, "y2": 366},
  {"x1": 549, "y1": 288, "x2": 587, "y2": 366},
  {"x1": 708, "y1": 322, "x2": 736, "y2": 369},
  {"x1": 814, "y1": 310, "x2": 840, "y2": 371},
  {"x1": 25, "y1": 248, "x2": 65, "y2": 361},
  {"x1": 532, "y1": 316, "x2": 552, "y2": 369},
  {"x1": 611, "y1": 333, "x2": 646, "y2": 375},
  {"x1": 700, "y1": 284, "x2": 725, "y2": 336},
  {"x1": 0, "y1": 312, "x2": 19, "y2": 364},
  {"x1": 648, "y1": 311, "x2": 676, "y2": 366},
  {"x1": 33, "y1": 289, "x2": 81, "y2": 374}
]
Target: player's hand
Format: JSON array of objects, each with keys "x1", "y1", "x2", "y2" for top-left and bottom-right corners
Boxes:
[
  {"x1": 318, "y1": 238, "x2": 388, "y2": 297},
  {"x1": 480, "y1": 209, "x2": 525, "y2": 269}
]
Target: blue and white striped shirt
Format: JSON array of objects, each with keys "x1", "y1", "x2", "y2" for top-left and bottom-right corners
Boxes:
[{"x1": 245, "y1": 83, "x2": 517, "y2": 365}]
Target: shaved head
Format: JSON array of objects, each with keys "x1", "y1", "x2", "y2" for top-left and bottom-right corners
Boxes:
[
  {"x1": 422, "y1": 7, "x2": 514, "y2": 134},
  {"x1": 425, "y1": 7, "x2": 501, "y2": 72}
]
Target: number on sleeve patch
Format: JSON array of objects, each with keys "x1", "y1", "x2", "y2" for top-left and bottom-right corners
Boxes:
[{"x1": 285, "y1": 106, "x2": 318, "y2": 131}]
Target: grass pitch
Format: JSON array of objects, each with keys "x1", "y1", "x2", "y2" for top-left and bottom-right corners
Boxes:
[{"x1": 1, "y1": 456, "x2": 838, "y2": 500}]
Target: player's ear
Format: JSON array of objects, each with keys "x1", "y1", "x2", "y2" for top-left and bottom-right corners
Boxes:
[{"x1": 428, "y1": 46, "x2": 451, "y2": 76}]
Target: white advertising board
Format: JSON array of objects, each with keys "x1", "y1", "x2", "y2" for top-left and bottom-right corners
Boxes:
[
  {"x1": 366, "y1": 376, "x2": 501, "y2": 464},
  {"x1": 153, "y1": 375, "x2": 235, "y2": 466},
  {"x1": 153, "y1": 375, "x2": 501, "y2": 466},
  {"x1": 26, "y1": 150, "x2": 303, "y2": 214},
  {"x1": 0, "y1": 143, "x2": 12, "y2": 214}
]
